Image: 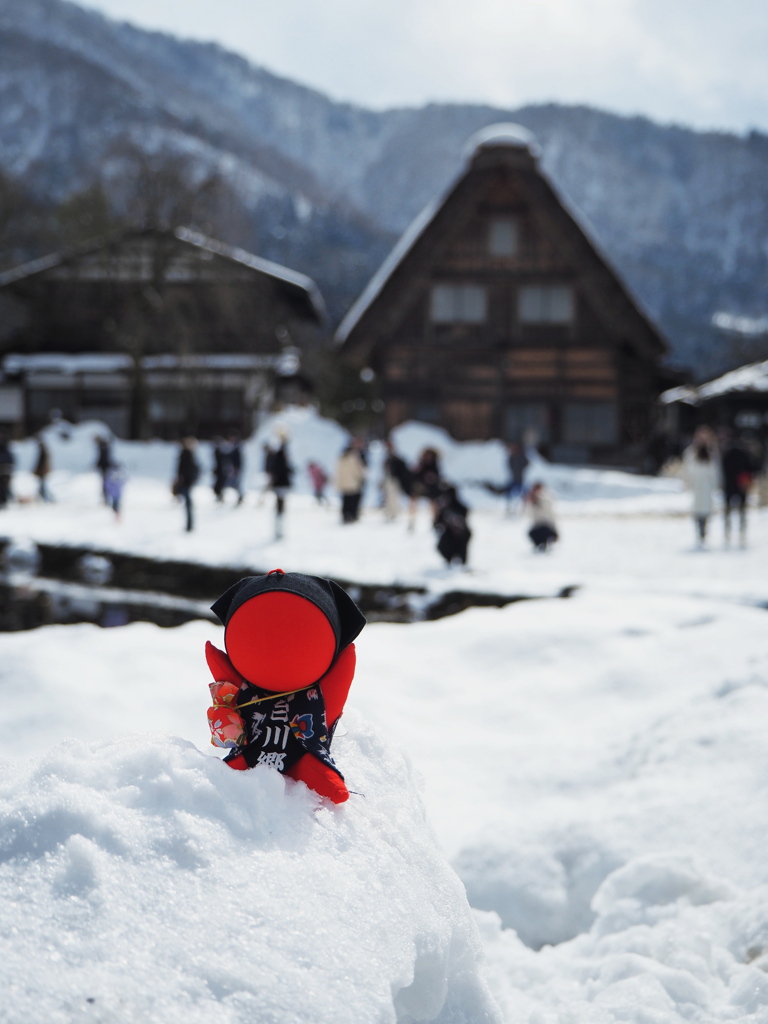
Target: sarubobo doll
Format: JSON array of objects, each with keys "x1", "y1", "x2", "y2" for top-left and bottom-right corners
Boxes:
[{"x1": 205, "y1": 569, "x2": 366, "y2": 803}]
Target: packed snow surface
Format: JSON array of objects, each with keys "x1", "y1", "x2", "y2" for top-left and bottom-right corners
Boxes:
[{"x1": 2, "y1": 408, "x2": 768, "y2": 1022}]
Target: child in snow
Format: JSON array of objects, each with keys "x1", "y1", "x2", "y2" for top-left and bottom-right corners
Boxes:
[
  {"x1": 103, "y1": 462, "x2": 127, "y2": 521},
  {"x1": 525, "y1": 481, "x2": 558, "y2": 552},
  {"x1": 307, "y1": 461, "x2": 329, "y2": 505},
  {"x1": 434, "y1": 484, "x2": 471, "y2": 566}
]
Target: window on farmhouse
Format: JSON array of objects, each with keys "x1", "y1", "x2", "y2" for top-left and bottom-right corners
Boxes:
[
  {"x1": 562, "y1": 402, "x2": 618, "y2": 444},
  {"x1": 430, "y1": 284, "x2": 487, "y2": 324},
  {"x1": 488, "y1": 218, "x2": 519, "y2": 257},
  {"x1": 519, "y1": 285, "x2": 574, "y2": 324}
]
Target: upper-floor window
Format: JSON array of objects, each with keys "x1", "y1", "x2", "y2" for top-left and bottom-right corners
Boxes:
[
  {"x1": 430, "y1": 284, "x2": 487, "y2": 324},
  {"x1": 518, "y1": 285, "x2": 574, "y2": 324},
  {"x1": 488, "y1": 218, "x2": 519, "y2": 257}
]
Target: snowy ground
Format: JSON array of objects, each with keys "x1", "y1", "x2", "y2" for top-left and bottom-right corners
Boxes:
[{"x1": 1, "y1": 411, "x2": 768, "y2": 1022}]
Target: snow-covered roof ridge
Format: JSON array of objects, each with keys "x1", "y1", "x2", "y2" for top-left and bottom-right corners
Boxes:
[
  {"x1": 463, "y1": 121, "x2": 542, "y2": 158},
  {"x1": 337, "y1": 122, "x2": 663, "y2": 352},
  {"x1": 336, "y1": 194, "x2": 444, "y2": 344},
  {"x1": 337, "y1": 126, "x2": 543, "y2": 345},
  {"x1": 173, "y1": 227, "x2": 326, "y2": 322},
  {"x1": 660, "y1": 358, "x2": 768, "y2": 404},
  {"x1": 338, "y1": 125, "x2": 544, "y2": 345},
  {"x1": 0, "y1": 227, "x2": 325, "y2": 324}
]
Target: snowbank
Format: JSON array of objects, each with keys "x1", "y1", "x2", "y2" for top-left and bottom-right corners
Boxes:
[
  {"x1": 3, "y1": 582, "x2": 768, "y2": 1023},
  {"x1": 0, "y1": 719, "x2": 500, "y2": 1023}
]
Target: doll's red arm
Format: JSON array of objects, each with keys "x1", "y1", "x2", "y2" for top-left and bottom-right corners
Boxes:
[
  {"x1": 205, "y1": 641, "x2": 243, "y2": 686},
  {"x1": 205, "y1": 641, "x2": 250, "y2": 769},
  {"x1": 321, "y1": 643, "x2": 356, "y2": 726}
]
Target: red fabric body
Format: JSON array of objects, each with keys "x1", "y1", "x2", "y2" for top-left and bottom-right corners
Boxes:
[
  {"x1": 224, "y1": 592, "x2": 336, "y2": 690},
  {"x1": 204, "y1": 639, "x2": 356, "y2": 803}
]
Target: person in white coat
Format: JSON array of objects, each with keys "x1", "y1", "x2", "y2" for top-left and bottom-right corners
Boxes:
[{"x1": 683, "y1": 426, "x2": 721, "y2": 547}]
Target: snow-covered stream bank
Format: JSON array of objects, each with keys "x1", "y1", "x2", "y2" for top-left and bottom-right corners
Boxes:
[{"x1": 1, "y1": 411, "x2": 768, "y2": 1022}]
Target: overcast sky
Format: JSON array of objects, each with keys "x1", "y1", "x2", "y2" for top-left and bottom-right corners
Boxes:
[{"x1": 82, "y1": 0, "x2": 767, "y2": 134}]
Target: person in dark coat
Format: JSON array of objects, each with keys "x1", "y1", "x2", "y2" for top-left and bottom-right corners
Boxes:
[
  {"x1": 721, "y1": 431, "x2": 757, "y2": 546},
  {"x1": 212, "y1": 437, "x2": 228, "y2": 503},
  {"x1": 0, "y1": 433, "x2": 14, "y2": 508},
  {"x1": 33, "y1": 437, "x2": 52, "y2": 503},
  {"x1": 504, "y1": 440, "x2": 529, "y2": 515},
  {"x1": 410, "y1": 447, "x2": 442, "y2": 529},
  {"x1": 226, "y1": 432, "x2": 244, "y2": 505},
  {"x1": 174, "y1": 437, "x2": 200, "y2": 532},
  {"x1": 434, "y1": 484, "x2": 471, "y2": 566},
  {"x1": 266, "y1": 433, "x2": 293, "y2": 539},
  {"x1": 382, "y1": 439, "x2": 412, "y2": 520},
  {"x1": 94, "y1": 435, "x2": 112, "y2": 504}
]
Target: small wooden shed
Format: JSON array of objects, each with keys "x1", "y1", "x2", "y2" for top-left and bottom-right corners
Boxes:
[{"x1": 337, "y1": 124, "x2": 668, "y2": 465}]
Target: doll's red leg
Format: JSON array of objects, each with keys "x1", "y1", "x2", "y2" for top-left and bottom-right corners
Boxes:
[{"x1": 286, "y1": 755, "x2": 349, "y2": 803}]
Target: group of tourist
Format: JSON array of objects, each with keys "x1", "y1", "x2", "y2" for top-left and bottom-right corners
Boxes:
[
  {"x1": 682, "y1": 426, "x2": 760, "y2": 547},
  {"x1": 1, "y1": 422, "x2": 761, "y2": 561}
]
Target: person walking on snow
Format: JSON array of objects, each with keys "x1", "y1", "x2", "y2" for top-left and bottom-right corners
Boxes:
[
  {"x1": 33, "y1": 436, "x2": 52, "y2": 503},
  {"x1": 94, "y1": 434, "x2": 112, "y2": 504},
  {"x1": 335, "y1": 443, "x2": 367, "y2": 524},
  {"x1": 266, "y1": 432, "x2": 293, "y2": 539},
  {"x1": 382, "y1": 439, "x2": 412, "y2": 521},
  {"x1": 104, "y1": 461, "x2": 127, "y2": 521},
  {"x1": 504, "y1": 440, "x2": 529, "y2": 515},
  {"x1": 720, "y1": 430, "x2": 757, "y2": 546},
  {"x1": 174, "y1": 437, "x2": 200, "y2": 533},
  {"x1": 0, "y1": 433, "x2": 14, "y2": 508},
  {"x1": 682, "y1": 427, "x2": 720, "y2": 547},
  {"x1": 226, "y1": 432, "x2": 244, "y2": 505},
  {"x1": 409, "y1": 447, "x2": 442, "y2": 529}
]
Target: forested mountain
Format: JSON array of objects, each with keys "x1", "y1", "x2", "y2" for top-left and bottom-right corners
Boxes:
[{"x1": 2, "y1": 0, "x2": 767, "y2": 374}]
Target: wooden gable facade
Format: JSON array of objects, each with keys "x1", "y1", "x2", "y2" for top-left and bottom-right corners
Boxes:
[
  {"x1": 0, "y1": 228, "x2": 324, "y2": 438},
  {"x1": 337, "y1": 125, "x2": 668, "y2": 465}
]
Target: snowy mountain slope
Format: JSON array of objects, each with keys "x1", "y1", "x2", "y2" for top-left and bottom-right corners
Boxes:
[{"x1": 1, "y1": 0, "x2": 768, "y2": 369}]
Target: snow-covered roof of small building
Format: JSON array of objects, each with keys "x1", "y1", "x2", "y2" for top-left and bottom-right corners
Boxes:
[
  {"x1": 660, "y1": 359, "x2": 768, "y2": 405},
  {"x1": 0, "y1": 228, "x2": 325, "y2": 324},
  {"x1": 174, "y1": 228, "x2": 326, "y2": 323},
  {"x1": 3, "y1": 352, "x2": 290, "y2": 375}
]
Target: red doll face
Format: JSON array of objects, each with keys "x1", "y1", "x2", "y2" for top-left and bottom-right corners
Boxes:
[{"x1": 224, "y1": 592, "x2": 336, "y2": 690}]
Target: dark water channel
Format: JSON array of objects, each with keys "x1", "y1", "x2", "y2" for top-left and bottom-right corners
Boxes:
[{"x1": 0, "y1": 538, "x2": 573, "y2": 632}]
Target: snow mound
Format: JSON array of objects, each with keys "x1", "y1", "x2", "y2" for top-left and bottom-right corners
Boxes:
[
  {"x1": 0, "y1": 719, "x2": 500, "y2": 1024},
  {"x1": 455, "y1": 829, "x2": 622, "y2": 949},
  {"x1": 479, "y1": 854, "x2": 768, "y2": 1024}
]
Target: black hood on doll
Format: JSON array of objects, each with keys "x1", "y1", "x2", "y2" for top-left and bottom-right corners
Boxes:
[{"x1": 211, "y1": 570, "x2": 366, "y2": 654}]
